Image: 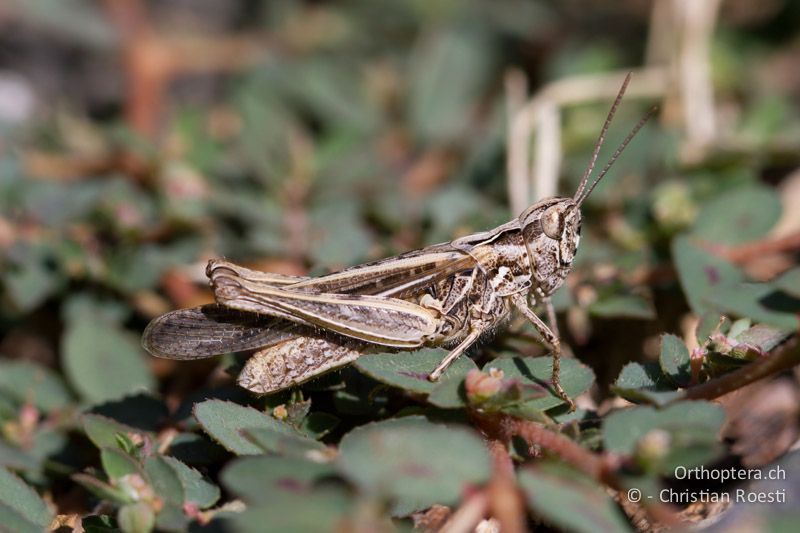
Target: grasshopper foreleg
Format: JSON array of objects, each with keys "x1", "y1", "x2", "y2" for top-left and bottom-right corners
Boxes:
[
  {"x1": 544, "y1": 298, "x2": 560, "y2": 340},
  {"x1": 511, "y1": 294, "x2": 575, "y2": 411}
]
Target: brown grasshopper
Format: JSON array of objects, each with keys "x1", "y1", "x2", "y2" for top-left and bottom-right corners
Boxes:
[{"x1": 142, "y1": 74, "x2": 654, "y2": 409}]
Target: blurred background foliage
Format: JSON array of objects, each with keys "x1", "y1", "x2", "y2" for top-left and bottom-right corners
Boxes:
[{"x1": 1, "y1": 0, "x2": 800, "y2": 531}]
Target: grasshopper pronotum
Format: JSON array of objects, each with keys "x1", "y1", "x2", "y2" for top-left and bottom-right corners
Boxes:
[{"x1": 143, "y1": 74, "x2": 654, "y2": 409}]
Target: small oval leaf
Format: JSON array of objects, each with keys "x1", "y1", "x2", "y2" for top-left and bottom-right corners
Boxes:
[
  {"x1": 0, "y1": 467, "x2": 53, "y2": 529},
  {"x1": 691, "y1": 184, "x2": 782, "y2": 245},
  {"x1": 338, "y1": 416, "x2": 490, "y2": 515},
  {"x1": 519, "y1": 464, "x2": 632, "y2": 533},
  {"x1": 354, "y1": 348, "x2": 477, "y2": 395},
  {"x1": 659, "y1": 334, "x2": 691, "y2": 387},
  {"x1": 193, "y1": 400, "x2": 302, "y2": 455},
  {"x1": 611, "y1": 362, "x2": 682, "y2": 406}
]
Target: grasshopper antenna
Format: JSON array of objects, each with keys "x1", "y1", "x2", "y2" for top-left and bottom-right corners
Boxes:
[
  {"x1": 573, "y1": 72, "x2": 632, "y2": 202},
  {"x1": 576, "y1": 104, "x2": 658, "y2": 206}
]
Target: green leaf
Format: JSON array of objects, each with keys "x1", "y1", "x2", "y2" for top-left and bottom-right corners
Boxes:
[
  {"x1": 519, "y1": 464, "x2": 631, "y2": 533},
  {"x1": 153, "y1": 502, "x2": 186, "y2": 532},
  {"x1": 728, "y1": 318, "x2": 752, "y2": 339},
  {"x1": 241, "y1": 427, "x2": 326, "y2": 458},
  {"x1": 0, "y1": 441, "x2": 40, "y2": 473},
  {"x1": 603, "y1": 401, "x2": 726, "y2": 471},
  {"x1": 193, "y1": 400, "x2": 302, "y2": 455},
  {"x1": 0, "y1": 501, "x2": 47, "y2": 533},
  {"x1": 691, "y1": 184, "x2": 782, "y2": 245},
  {"x1": 659, "y1": 334, "x2": 691, "y2": 387},
  {"x1": 427, "y1": 369, "x2": 473, "y2": 409},
  {"x1": 0, "y1": 467, "x2": 52, "y2": 528},
  {"x1": 482, "y1": 357, "x2": 595, "y2": 411},
  {"x1": 672, "y1": 235, "x2": 744, "y2": 316},
  {"x1": 589, "y1": 294, "x2": 655, "y2": 320},
  {"x1": 222, "y1": 455, "x2": 336, "y2": 504},
  {"x1": 82, "y1": 414, "x2": 145, "y2": 450},
  {"x1": 101, "y1": 448, "x2": 142, "y2": 482},
  {"x1": 143, "y1": 456, "x2": 183, "y2": 506},
  {"x1": 61, "y1": 300, "x2": 154, "y2": 403},
  {"x1": 733, "y1": 324, "x2": 792, "y2": 353},
  {"x1": 230, "y1": 486, "x2": 352, "y2": 533},
  {"x1": 773, "y1": 267, "x2": 800, "y2": 298},
  {"x1": 161, "y1": 456, "x2": 220, "y2": 509},
  {"x1": 117, "y1": 502, "x2": 155, "y2": 533},
  {"x1": 0, "y1": 360, "x2": 73, "y2": 412},
  {"x1": 611, "y1": 362, "x2": 682, "y2": 406},
  {"x1": 354, "y1": 348, "x2": 477, "y2": 395},
  {"x1": 338, "y1": 416, "x2": 490, "y2": 515},
  {"x1": 705, "y1": 283, "x2": 800, "y2": 331},
  {"x1": 72, "y1": 473, "x2": 133, "y2": 504}
]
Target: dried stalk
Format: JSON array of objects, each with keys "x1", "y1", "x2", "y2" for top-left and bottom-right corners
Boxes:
[
  {"x1": 439, "y1": 492, "x2": 489, "y2": 533},
  {"x1": 685, "y1": 339, "x2": 800, "y2": 401},
  {"x1": 506, "y1": 67, "x2": 667, "y2": 215}
]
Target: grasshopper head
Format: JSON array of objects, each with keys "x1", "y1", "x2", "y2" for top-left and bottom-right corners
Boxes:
[{"x1": 519, "y1": 198, "x2": 581, "y2": 268}]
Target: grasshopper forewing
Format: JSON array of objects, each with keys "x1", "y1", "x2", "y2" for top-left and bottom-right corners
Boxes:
[{"x1": 143, "y1": 73, "x2": 655, "y2": 409}]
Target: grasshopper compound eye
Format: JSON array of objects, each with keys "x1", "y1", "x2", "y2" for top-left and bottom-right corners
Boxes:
[{"x1": 542, "y1": 205, "x2": 565, "y2": 240}]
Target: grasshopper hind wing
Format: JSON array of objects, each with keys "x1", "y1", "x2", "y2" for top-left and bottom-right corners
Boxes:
[{"x1": 142, "y1": 304, "x2": 290, "y2": 360}]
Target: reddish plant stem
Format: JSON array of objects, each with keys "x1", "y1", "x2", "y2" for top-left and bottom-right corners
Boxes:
[
  {"x1": 486, "y1": 440, "x2": 526, "y2": 533},
  {"x1": 482, "y1": 412, "x2": 609, "y2": 482},
  {"x1": 707, "y1": 231, "x2": 800, "y2": 264}
]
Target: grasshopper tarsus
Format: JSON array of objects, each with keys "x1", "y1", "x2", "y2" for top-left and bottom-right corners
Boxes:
[
  {"x1": 549, "y1": 345, "x2": 577, "y2": 412},
  {"x1": 143, "y1": 75, "x2": 654, "y2": 405}
]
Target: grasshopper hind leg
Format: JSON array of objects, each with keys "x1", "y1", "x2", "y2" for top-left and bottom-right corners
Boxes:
[{"x1": 238, "y1": 336, "x2": 367, "y2": 394}]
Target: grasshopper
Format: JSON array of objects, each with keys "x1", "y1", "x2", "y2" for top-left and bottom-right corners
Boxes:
[{"x1": 143, "y1": 74, "x2": 654, "y2": 409}]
